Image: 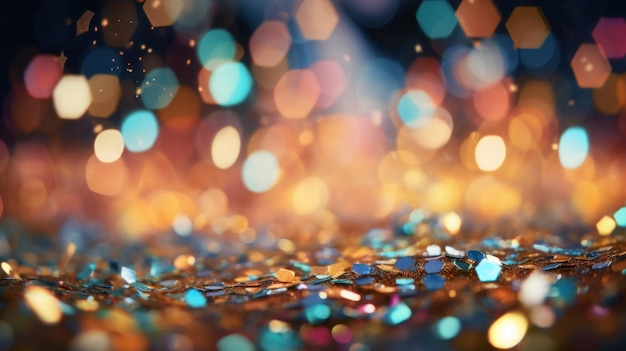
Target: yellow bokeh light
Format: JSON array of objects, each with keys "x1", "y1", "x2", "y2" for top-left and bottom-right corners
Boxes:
[
  {"x1": 85, "y1": 154, "x2": 128, "y2": 196},
  {"x1": 488, "y1": 311, "x2": 528, "y2": 349},
  {"x1": 19, "y1": 179, "x2": 47, "y2": 209},
  {"x1": 211, "y1": 126, "x2": 241, "y2": 169},
  {"x1": 24, "y1": 286, "x2": 62, "y2": 325},
  {"x1": 475, "y1": 135, "x2": 506, "y2": 172},
  {"x1": 442, "y1": 212, "x2": 462, "y2": 235},
  {"x1": 94, "y1": 129, "x2": 124, "y2": 163},
  {"x1": 292, "y1": 177, "x2": 330, "y2": 215},
  {"x1": 596, "y1": 215, "x2": 616, "y2": 236},
  {"x1": 53, "y1": 75, "x2": 93, "y2": 119},
  {"x1": 295, "y1": 0, "x2": 339, "y2": 41},
  {"x1": 274, "y1": 69, "x2": 320, "y2": 119},
  {"x1": 143, "y1": 0, "x2": 183, "y2": 28}
]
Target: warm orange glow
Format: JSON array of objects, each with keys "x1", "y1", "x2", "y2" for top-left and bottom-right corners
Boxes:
[
  {"x1": 250, "y1": 21, "x2": 291, "y2": 67},
  {"x1": 475, "y1": 135, "x2": 506, "y2": 172},
  {"x1": 292, "y1": 177, "x2": 329, "y2": 215},
  {"x1": 211, "y1": 126, "x2": 241, "y2": 169},
  {"x1": 295, "y1": 0, "x2": 339, "y2": 40},
  {"x1": 94, "y1": 129, "x2": 124, "y2": 163},
  {"x1": 24, "y1": 286, "x2": 62, "y2": 325},
  {"x1": 274, "y1": 69, "x2": 321, "y2": 119},
  {"x1": 85, "y1": 154, "x2": 128, "y2": 196},
  {"x1": 488, "y1": 311, "x2": 528, "y2": 349},
  {"x1": 88, "y1": 74, "x2": 121, "y2": 118}
]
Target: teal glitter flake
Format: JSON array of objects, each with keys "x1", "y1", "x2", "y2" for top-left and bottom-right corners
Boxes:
[
  {"x1": 475, "y1": 260, "x2": 502, "y2": 282},
  {"x1": 185, "y1": 288, "x2": 207, "y2": 308}
]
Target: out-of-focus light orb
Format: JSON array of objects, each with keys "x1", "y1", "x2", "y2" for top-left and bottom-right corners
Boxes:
[
  {"x1": 592, "y1": 17, "x2": 626, "y2": 59},
  {"x1": 173, "y1": 214, "x2": 193, "y2": 236},
  {"x1": 211, "y1": 126, "x2": 240, "y2": 169},
  {"x1": 404, "y1": 107, "x2": 454, "y2": 150},
  {"x1": 416, "y1": 0, "x2": 458, "y2": 39},
  {"x1": 81, "y1": 48, "x2": 121, "y2": 78},
  {"x1": 209, "y1": 62, "x2": 253, "y2": 106},
  {"x1": 174, "y1": 0, "x2": 211, "y2": 31},
  {"x1": 614, "y1": 207, "x2": 626, "y2": 227},
  {"x1": 140, "y1": 67, "x2": 179, "y2": 109},
  {"x1": 217, "y1": 334, "x2": 255, "y2": 351},
  {"x1": 24, "y1": 286, "x2": 62, "y2": 325},
  {"x1": 197, "y1": 29, "x2": 236, "y2": 70},
  {"x1": 596, "y1": 215, "x2": 616, "y2": 236},
  {"x1": 143, "y1": 0, "x2": 183, "y2": 27},
  {"x1": 571, "y1": 44, "x2": 612, "y2": 88},
  {"x1": 88, "y1": 74, "x2": 121, "y2": 118},
  {"x1": 441, "y1": 212, "x2": 462, "y2": 235},
  {"x1": 311, "y1": 60, "x2": 347, "y2": 109},
  {"x1": 52, "y1": 75, "x2": 92, "y2": 119},
  {"x1": 342, "y1": 0, "x2": 399, "y2": 28},
  {"x1": 455, "y1": 0, "x2": 501, "y2": 38},
  {"x1": 475, "y1": 135, "x2": 506, "y2": 172},
  {"x1": 24, "y1": 55, "x2": 62, "y2": 98},
  {"x1": 592, "y1": 74, "x2": 626, "y2": 115},
  {"x1": 397, "y1": 90, "x2": 436, "y2": 128},
  {"x1": 121, "y1": 110, "x2": 159, "y2": 152},
  {"x1": 293, "y1": 177, "x2": 330, "y2": 215},
  {"x1": 85, "y1": 155, "x2": 128, "y2": 196},
  {"x1": 558, "y1": 126, "x2": 589, "y2": 169},
  {"x1": 242, "y1": 150, "x2": 280, "y2": 193},
  {"x1": 274, "y1": 69, "x2": 320, "y2": 119},
  {"x1": 488, "y1": 311, "x2": 528, "y2": 349},
  {"x1": 0, "y1": 140, "x2": 8, "y2": 174},
  {"x1": 295, "y1": 0, "x2": 339, "y2": 40},
  {"x1": 473, "y1": 82, "x2": 510, "y2": 121},
  {"x1": 102, "y1": 0, "x2": 138, "y2": 48},
  {"x1": 461, "y1": 41, "x2": 506, "y2": 90},
  {"x1": 505, "y1": 6, "x2": 550, "y2": 49},
  {"x1": 435, "y1": 316, "x2": 461, "y2": 340},
  {"x1": 250, "y1": 21, "x2": 291, "y2": 67},
  {"x1": 94, "y1": 129, "x2": 124, "y2": 163}
]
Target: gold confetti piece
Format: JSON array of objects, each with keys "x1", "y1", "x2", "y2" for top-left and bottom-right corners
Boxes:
[
  {"x1": 75, "y1": 298, "x2": 99, "y2": 312},
  {"x1": 328, "y1": 262, "x2": 350, "y2": 276},
  {"x1": 339, "y1": 289, "x2": 361, "y2": 302},
  {"x1": 311, "y1": 266, "x2": 329, "y2": 276},
  {"x1": 59, "y1": 242, "x2": 76, "y2": 270},
  {"x1": 376, "y1": 264, "x2": 397, "y2": 272},
  {"x1": 24, "y1": 286, "x2": 62, "y2": 325},
  {"x1": 274, "y1": 268, "x2": 296, "y2": 283}
]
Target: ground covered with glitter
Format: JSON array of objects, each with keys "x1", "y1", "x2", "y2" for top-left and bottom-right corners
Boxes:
[{"x1": 1, "y1": 222, "x2": 626, "y2": 351}]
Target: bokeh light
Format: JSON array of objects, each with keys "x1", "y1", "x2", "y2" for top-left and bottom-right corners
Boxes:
[
  {"x1": 274, "y1": 69, "x2": 321, "y2": 119},
  {"x1": 101, "y1": 0, "x2": 138, "y2": 48},
  {"x1": 292, "y1": 177, "x2": 329, "y2": 215},
  {"x1": 85, "y1": 154, "x2": 128, "y2": 196},
  {"x1": 488, "y1": 311, "x2": 528, "y2": 349},
  {"x1": 397, "y1": 90, "x2": 436, "y2": 128},
  {"x1": 592, "y1": 17, "x2": 626, "y2": 59},
  {"x1": 416, "y1": 0, "x2": 458, "y2": 39},
  {"x1": 23, "y1": 55, "x2": 62, "y2": 99},
  {"x1": 209, "y1": 62, "x2": 253, "y2": 106},
  {"x1": 121, "y1": 110, "x2": 160, "y2": 153},
  {"x1": 197, "y1": 29, "x2": 236, "y2": 70},
  {"x1": 558, "y1": 126, "x2": 589, "y2": 169},
  {"x1": 94, "y1": 129, "x2": 125, "y2": 163},
  {"x1": 250, "y1": 21, "x2": 291, "y2": 67},
  {"x1": 52, "y1": 75, "x2": 93, "y2": 119},
  {"x1": 295, "y1": 0, "x2": 339, "y2": 41},
  {"x1": 211, "y1": 126, "x2": 241, "y2": 170},
  {"x1": 143, "y1": 0, "x2": 183, "y2": 28},
  {"x1": 455, "y1": 0, "x2": 501, "y2": 38},
  {"x1": 571, "y1": 43, "x2": 612, "y2": 88},
  {"x1": 140, "y1": 67, "x2": 179, "y2": 110},
  {"x1": 88, "y1": 74, "x2": 121, "y2": 118},
  {"x1": 506, "y1": 6, "x2": 550, "y2": 49},
  {"x1": 475, "y1": 135, "x2": 506, "y2": 172},
  {"x1": 242, "y1": 151, "x2": 280, "y2": 193}
]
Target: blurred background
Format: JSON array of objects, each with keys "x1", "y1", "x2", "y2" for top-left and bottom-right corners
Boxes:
[{"x1": 2, "y1": 0, "x2": 626, "y2": 242}]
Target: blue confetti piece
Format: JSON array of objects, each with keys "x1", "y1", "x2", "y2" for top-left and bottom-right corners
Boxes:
[
  {"x1": 453, "y1": 260, "x2": 471, "y2": 272},
  {"x1": 355, "y1": 276, "x2": 375, "y2": 285},
  {"x1": 395, "y1": 277, "x2": 415, "y2": 285},
  {"x1": 475, "y1": 260, "x2": 502, "y2": 282},
  {"x1": 352, "y1": 263, "x2": 372, "y2": 275},
  {"x1": 76, "y1": 263, "x2": 96, "y2": 281},
  {"x1": 542, "y1": 263, "x2": 562, "y2": 271},
  {"x1": 383, "y1": 302, "x2": 412, "y2": 325},
  {"x1": 423, "y1": 274, "x2": 445, "y2": 291},
  {"x1": 185, "y1": 288, "x2": 207, "y2": 308},
  {"x1": 424, "y1": 259, "x2": 444, "y2": 274},
  {"x1": 467, "y1": 250, "x2": 485, "y2": 263},
  {"x1": 591, "y1": 260, "x2": 612, "y2": 270},
  {"x1": 395, "y1": 256, "x2": 415, "y2": 270}
]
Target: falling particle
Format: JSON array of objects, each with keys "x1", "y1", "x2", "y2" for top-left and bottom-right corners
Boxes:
[
  {"x1": 24, "y1": 286, "x2": 62, "y2": 325},
  {"x1": 120, "y1": 266, "x2": 137, "y2": 284},
  {"x1": 488, "y1": 311, "x2": 528, "y2": 349},
  {"x1": 475, "y1": 259, "x2": 502, "y2": 282},
  {"x1": 185, "y1": 289, "x2": 207, "y2": 308}
]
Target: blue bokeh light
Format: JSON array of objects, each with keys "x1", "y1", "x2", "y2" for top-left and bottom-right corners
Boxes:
[{"x1": 121, "y1": 110, "x2": 159, "y2": 153}]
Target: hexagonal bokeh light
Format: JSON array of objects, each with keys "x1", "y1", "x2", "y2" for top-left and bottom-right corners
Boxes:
[
  {"x1": 506, "y1": 6, "x2": 550, "y2": 49},
  {"x1": 571, "y1": 43, "x2": 612, "y2": 88},
  {"x1": 455, "y1": 0, "x2": 501, "y2": 38},
  {"x1": 416, "y1": 0, "x2": 458, "y2": 39},
  {"x1": 295, "y1": 0, "x2": 339, "y2": 40},
  {"x1": 592, "y1": 17, "x2": 626, "y2": 59}
]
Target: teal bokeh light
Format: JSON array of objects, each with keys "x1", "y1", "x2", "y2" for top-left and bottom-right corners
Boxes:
[
  {"x1": 140, "y1": 67, "x2": 179, "y2": 110},
  {"x1": 435, "y1": 316, "x2": 461, "y2": 340},
  {"x1": 558, "y1": 126, "x2": 589, "y2": 169},
  {"x1": 397, "y1": 90, "x2": 436, "y2": 128},
  {"x1": 416, "y1": 0, "x2": 458, "y2": 39},
  {"x1": 121, "y1": 110, "x2": 159, "y2": 153},
  {"x1": 197, "y1": 29, "x2": 236, "y2": 70},
  {"x1": 210, "y1": 62, "x2": 253, "y2": 106}
]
